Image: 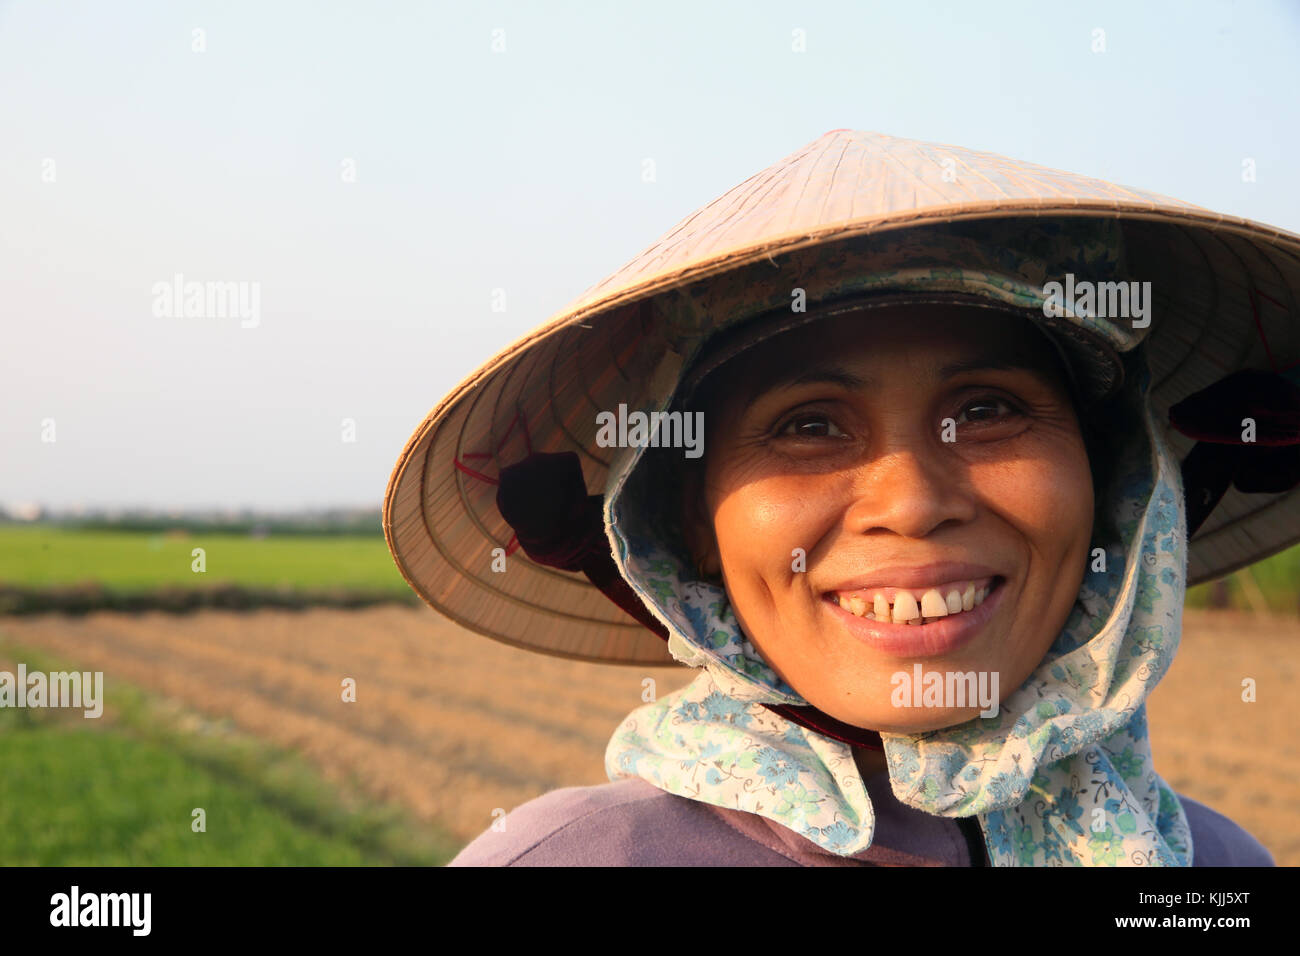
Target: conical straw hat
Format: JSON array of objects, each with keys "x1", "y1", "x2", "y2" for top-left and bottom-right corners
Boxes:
[{"x1": 385, "y1": 129, "x2": 1300, "y2": 665}]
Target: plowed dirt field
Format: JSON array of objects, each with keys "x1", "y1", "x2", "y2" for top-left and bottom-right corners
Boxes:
[{"x1": 2, "y1": 606, "x2": 1294, "y2": 863}]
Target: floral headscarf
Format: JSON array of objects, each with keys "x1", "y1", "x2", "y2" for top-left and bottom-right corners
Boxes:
[{"x1": 601, "y1": 219, "x2": 1193, "y2": 867}]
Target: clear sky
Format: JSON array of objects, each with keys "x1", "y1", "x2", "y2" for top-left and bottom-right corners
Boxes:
[{"x1": 2, "y1": 0, "x2": 1298, "y2": 511}]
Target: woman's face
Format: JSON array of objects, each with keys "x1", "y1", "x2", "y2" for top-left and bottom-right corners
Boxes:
[{"x1": 687, "y1": 304, "x2": 1094, "y2": 733}]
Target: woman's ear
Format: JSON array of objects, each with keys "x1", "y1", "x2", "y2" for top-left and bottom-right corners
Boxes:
[{"x1": 680, "y1": 461, "x2": 722, "y2": 579}]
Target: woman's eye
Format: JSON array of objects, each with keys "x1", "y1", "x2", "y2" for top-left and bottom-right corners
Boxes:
[
  {"x1": 778, "y1": 414, "x2": 846, "y2": 439},
  {"x1": 957, "y1": 396, "x2": 1017, "y2": 424}
]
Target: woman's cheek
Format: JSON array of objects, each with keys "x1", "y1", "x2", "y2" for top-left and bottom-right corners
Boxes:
[
  {"x1": 715, "y1": 478, "x2": 828, "y2": 573},
  {"x1": 712, "y1": 478, "x2": 830, "y2": 641},
  {"x1": 980, "y1": 444, "x2": 1093, "y2": 656},
  {"x1": 1042, "y1": 447, "x2": 1095, "y2": 552},
  {"x1": 974, "y1": 437, "x2": 1092, "y2": 541}
]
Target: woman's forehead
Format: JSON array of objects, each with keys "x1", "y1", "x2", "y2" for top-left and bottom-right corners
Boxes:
[{"x1": 701, "y1": 305, "x2": 1067, "y2": 401}]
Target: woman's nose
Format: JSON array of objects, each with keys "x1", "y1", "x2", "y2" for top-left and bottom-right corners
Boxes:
[{"x1": 841, "y1": 442, "x2": 979, "y2": 539}]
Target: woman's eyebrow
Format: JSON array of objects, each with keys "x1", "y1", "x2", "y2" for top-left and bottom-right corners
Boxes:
[
  {"x1": 763, "y1": 365, "x2": 869, "y2": 391},
  {"x1": 938, "y1": 354, "x2": 1055, "y2": 381},
  {"x1": 763, "y1": 355, "x2": 1048, "y2": 390},
  {"x1": 742, "y1": 351, "x2": 1058, "y2": 405}
]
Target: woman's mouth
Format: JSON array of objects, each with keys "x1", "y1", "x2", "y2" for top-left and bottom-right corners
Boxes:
[
  {"x1": 827, "y1": 577, "x2": 998, "y2": 624},
  {"x1": 821, "y1": 576, "x2": 1007, "y2": 657}
]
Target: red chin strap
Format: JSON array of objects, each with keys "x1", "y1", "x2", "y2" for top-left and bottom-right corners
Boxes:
[{"x1": 491, "y1": 449, "x2": 887, "y2": 752}]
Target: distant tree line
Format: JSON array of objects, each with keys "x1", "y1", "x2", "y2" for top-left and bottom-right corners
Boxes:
[{"x1": 2, "y1": 511, "x2": 384, "y2": 537}]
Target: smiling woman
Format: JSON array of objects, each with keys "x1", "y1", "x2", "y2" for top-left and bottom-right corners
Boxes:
[
  {"x1": 678, "y1": 304, "x2": 1096, "y2": 742},
  {"x1": 384, "y1": 130, "x2": 1300, "y2": 866}
]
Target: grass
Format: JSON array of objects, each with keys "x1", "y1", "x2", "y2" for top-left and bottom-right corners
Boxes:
[
  {"x1": 1186, "y1": 544, "x2": 1300, "y2": 615},
  {"x1": 0, "y1": 525, "x2": 409, "y2": 594},
  {"x1": 0, "y1": 639, "x2": 464, "y2": 866}
]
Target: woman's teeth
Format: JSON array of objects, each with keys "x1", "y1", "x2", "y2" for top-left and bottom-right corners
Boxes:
[{"x1": 834, "y1": 581, "x2": 992, "y2": 624}]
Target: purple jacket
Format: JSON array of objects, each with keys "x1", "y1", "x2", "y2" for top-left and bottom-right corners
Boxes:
[{"x1": 448, "y1": 770, "x2": 1274, "y2": 866}]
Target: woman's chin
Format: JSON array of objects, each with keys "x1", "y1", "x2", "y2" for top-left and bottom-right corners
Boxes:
[{"x1": 826, "y1": 704, "x2": 993, "y2": 736}]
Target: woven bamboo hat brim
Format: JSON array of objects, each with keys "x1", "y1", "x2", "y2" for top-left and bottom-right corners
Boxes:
[{"x1": 385, "y1": 129, "x2": 1300, "y2": 666}]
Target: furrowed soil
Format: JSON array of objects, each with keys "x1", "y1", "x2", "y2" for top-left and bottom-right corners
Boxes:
[{"x1": 1, "y1": 607, "x2": 1294, "y2": 864}]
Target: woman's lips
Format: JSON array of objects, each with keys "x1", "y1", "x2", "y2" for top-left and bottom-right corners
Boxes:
[{"x1": 822, "y1": 576, "x2": 1006, "y2": 657}]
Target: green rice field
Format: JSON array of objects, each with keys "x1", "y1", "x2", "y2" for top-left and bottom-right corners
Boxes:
[
  {"x1": 0, "y1": 525, "x2": 408, "y2": 593},
  {"x1": 0, "y1": 522, "x2": 1296, "y2": 614}
]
